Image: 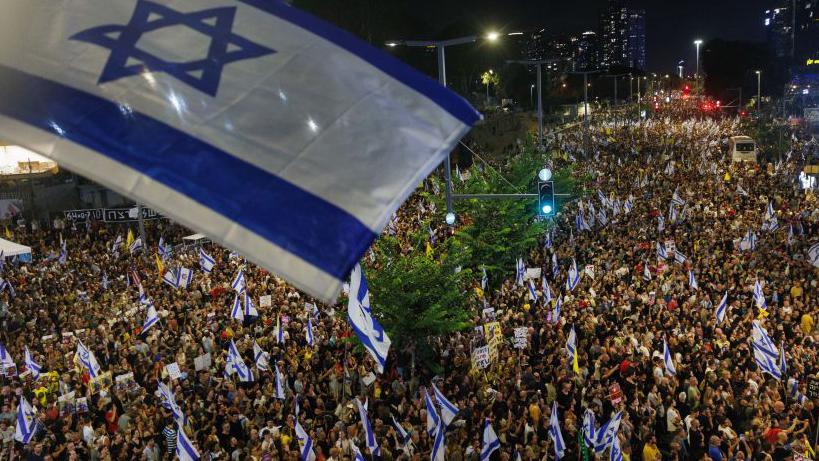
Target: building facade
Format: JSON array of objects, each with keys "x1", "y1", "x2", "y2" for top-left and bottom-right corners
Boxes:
[{"x1": 599, "y1": 0, "x2": 646, "y2": 70}]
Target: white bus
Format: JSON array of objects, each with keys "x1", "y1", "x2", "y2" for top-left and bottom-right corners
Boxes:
[{"x1": 728, "y1": 136, "x2": 757, "y2": 163}]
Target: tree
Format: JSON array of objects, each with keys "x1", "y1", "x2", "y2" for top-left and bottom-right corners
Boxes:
[{"x1": 365, "y1": 234, "x2": 473, "y2": 370}]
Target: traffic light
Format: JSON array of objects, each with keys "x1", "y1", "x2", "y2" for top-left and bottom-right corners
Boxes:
[{"x1": 538, "y1": 181, "x2": 555, "y2": 216}]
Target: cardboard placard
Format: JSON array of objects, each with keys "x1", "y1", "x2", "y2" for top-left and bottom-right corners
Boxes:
[
  {"x1": 259, "y1": 295, "x2": 272, "y2": 307},
  {"x1": 471, "y1": 346, "x2": 490, "y2": 369},
  {"x1": 165, "y1": 362, "x2": 182, "y2": 380},
  {"x1": 194, "y1": 353, "x2": 212, "y2": 372},
  {"x1": 513, "y1": 327, "x2": 528, "y2": 349},
  {"x1": 524, "y1": 268, "x2": 541, "y2": 281}
]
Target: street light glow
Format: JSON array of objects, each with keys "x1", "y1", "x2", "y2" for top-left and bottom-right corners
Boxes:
[
  {"x1": 694, "y1": 39, "x2": 703, "y2": 45},
  {"x1": 385, "y1": 41, "x2": 398, "y2": 47},
  {"x1": 445, "y1": 212, "x2": 456, "y2": 226},
  {"x1": 541, "y1": 204, "x2": 553, "y2": 214},
  {"x1": 486, "y1": 31, "x2": 500, "y2": 41},
  {"x1": 538, "y1": 168, "x2": 552, "y2": 181}
]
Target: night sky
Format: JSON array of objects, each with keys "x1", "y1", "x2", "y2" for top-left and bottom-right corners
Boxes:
[{"x1": 412, "y1": 0, "x2": 771, "y2": 73}]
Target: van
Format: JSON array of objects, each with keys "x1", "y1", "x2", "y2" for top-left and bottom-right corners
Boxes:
[{"x1": 728, "y1": 136, "x2": 757, "y2": 163}]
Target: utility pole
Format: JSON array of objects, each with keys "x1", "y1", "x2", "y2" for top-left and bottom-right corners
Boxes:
[{"x1": 507, "y1": 58, "x2": 564, "y2": 148}]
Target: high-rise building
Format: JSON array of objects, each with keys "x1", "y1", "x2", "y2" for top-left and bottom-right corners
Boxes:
[
  {"x1": 764, "y1": 0, "x2": 819, "y2": 68},
  {"x1": 572, "y1": 31, "x2": 602, "y2": 71},
  {"x1": 599, "y1": 0, "x2": 646, "y2": 70}
]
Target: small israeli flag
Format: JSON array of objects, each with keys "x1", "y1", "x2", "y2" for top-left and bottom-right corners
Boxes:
[
  {"x1": 162, "y1": 269, "x2": 179, "y2": 289},
  {"x1": 230, "y1": 294, "x2": 244, "y2": 322},
  {"x1": 753, "y1": 342, "x2": 782, "y2": 380},
  {"x1": 295, "y1": 420, "x2": 317, "y2": 461},
  {"x1": 663, "y1": 339, "x2": 676, "y2": 376},
  {"x1": 674, "y1": 251, "x2": 687, "y2": 265},
  {"x1": 544, "y1": 231, "x2": 553, "y2": 249},
  {"x1": 231, "y1": 269, "x2": 246, "y2": 294},
  {"x1": 14, "y1": 396, "x2": 38, "y2": 445},
  {"x1": 0, "y1": 343, "x2": 16, "y2": 373},
  {"x1": 158, "y1": 237, "x2": 172, "y2": 261},
  {"x1": 807, "y1": 242, "x2": 819, "y2": 268},
  {"x1": 548, "y1": 402, "x2": 566, "y2": 460},
  {"x1": 515, "y1": 258, "x2": 526, "y2": 286},
  {"x1": 643, "y1": 263, "x2": 651, "y2": 282},
  {"x1": 480, "y1": 419, "x2": 500, "y2": 461},
  {"x1": 609, "y1": 433, "x2": 623, "y2": 461},
  {"x1": 142, "y1": 303, "x2": 160, "y2": 334},
  {"x1": 198, "y1": 249, "x2": 215, "y2": 273},
  {"x1": 688, "y1": 270, "x2": 698, "y2": 290},
  {"x1": 101, "y1": 272, "x2": 109, "y2": 290},
  {"x1": 176, "y1": 426, "x2": 201, "y2": 461},
  {"x1": 656, "y1": 242, "x2": 667, "y2": 260},
  {"x1": 305, "y1": 317, "x2": 314, "y2": 346},
  {"x1": 552, "y1": 253, "x2": 559, "y2": 279},
  {"x1": 157, "y1": 381, "x2": 187, "y2": 427},
  {"x1": 481, "y1": 266, "x2": 488, "y2": 291},
  {"x1": 657, "y1": 216, "x2": 665, "y2": 232},
  {"x1": 225, "y1": 339, "x2": 253, "y2": 383},
  {"x1": 392, "y1": 415, "x2": 411, "y2": 447},
  {"x1": 176, "y1": 267, "x2": 193, "y2": 289},
  {"x1": 431, "y1": 419, "x2": 446, "y2": 461},
  {"x1": 551, "y1": 297, "x2": 561, "y2": 325},
  {"x1": 566, "y1": 259, "x2": 580, "y2": 292},
  {"x1": 276, "y1": 315, "x2": 285, "y2": 344},
  {"x1": 350, "y1": 441, "x2": 367, "y2": 461},
  {"x1": 58, "y1": 240, "x2": 67, "y2": 265},
  {"x1": 582, "y1": 409, "x2": 596, "y2": 447},
  {"x1": 736, "y1": 184, "x2": 749, "y2": 196},
  {"x1": 24, "y1": 346, "x2": 41, "y2": 380},
  {"x1": 347, "y1": 263, "x2": 391, "y2": 373},
  {"x1": 356, "y1": 398, "x2": 381, "y2": 456},
  {"x1": 593, "y1": 411, "x2": 622, "y2": 454},
  {"x1": 715, "y1": 292, "x2": 728, "y2": 325},
  {"x1": 527, "y1": 279, "x2": 537, "y2": 302},
  {"x1": 542, "y1": 277, "x2": 552, "y2": 305},
  {"x1": 129, "y1": 237, "x2": 143, "y2": 255},
  {"x1": 76, "y1": 340, "x2": 102, "y2": 379},
  {"x1": 765, "y1": 201, "x2": 776, "y2": 221},
  {"x1": 432, "y1": 382, "x2": 459, "y2": 427},
  {"x1": 253, "y1": 340, "x2": 269, "y2": 372},
  {"x1": 779, "y1": 344, "x2": 787, "y2": 377},
  {"x1": 243, "y1": 292, "x2": 258, "y2": 317},
  {"x1": 671, "y1": 190, "x2": 686, "y2": 207},
  {"x1": 424, "y1": 389, "x2": 441, "y2": 437},
  {"x1": 274, "y1": 364, "x2": 286, "y2": 399}
]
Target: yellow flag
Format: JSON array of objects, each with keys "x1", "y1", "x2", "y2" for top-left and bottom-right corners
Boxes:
[
  {"x1": 126, "y1": 229, "x2": 134, "y2": 248},
  {"x1": 757, "y1": 308, "x2": 769, "y2": 319},
  {"x1": 4, "y1": 226, "x2": 10, "y2": 239},
  {"x1": 155, "y1": 254, "x2": 164, "y2": 277},
  {"x1": 572, "y1": 351, "x2": 580, "y2": 374},
  {"x1": 425, "y1": 242, "x2": 433, "y2": 258}
]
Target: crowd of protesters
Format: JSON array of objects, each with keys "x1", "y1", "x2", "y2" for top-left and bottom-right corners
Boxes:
[{"x1": 0, "y1": 111, "x2": 816, "y2": 461}]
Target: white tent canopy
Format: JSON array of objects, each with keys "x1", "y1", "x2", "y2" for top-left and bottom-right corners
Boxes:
[
  {"x1": 183, "y1": 233, "x2": 207, "y2": 241},
  {"x1": 0, "y1": 237, "x2": 32, "y2": 261}
]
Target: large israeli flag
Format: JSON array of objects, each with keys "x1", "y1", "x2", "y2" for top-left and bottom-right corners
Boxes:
[{"x1": 0, "y1": 0, "x2": 480, "y2": 302}]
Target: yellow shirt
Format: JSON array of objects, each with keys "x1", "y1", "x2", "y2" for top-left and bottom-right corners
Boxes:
[
  {"x1": 529, "y1": 403, "x2": 541, "y2": 424},
  {"x1": 643, "y1": 443, "x2": 661, "y2": 461},
  {"x1": 790, "y1": 285, "x2": 803, "y2": 298},
  {"x1": 801, "y1": 313, "x2": 814, "y2": 334}
]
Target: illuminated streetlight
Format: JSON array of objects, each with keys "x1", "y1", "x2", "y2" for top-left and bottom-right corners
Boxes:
[
  {"x1": 538, "y1": 167, "x2": 552, "y2": 181},
  {"x1": 486, "y1": 31, "x2": 500, "y2": 41},
  {"x1": 445, "y1": 212, "x2": 456, "y2": 226},
  {"x1": 694, "y1": 39, "x2": 703, "y2": 78},
  {"x1": 386, "y1": 42, "x2": 398, "y2": 47}
]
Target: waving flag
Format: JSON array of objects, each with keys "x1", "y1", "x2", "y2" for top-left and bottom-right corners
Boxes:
[
  {"x1": 515, "y1": 258, "x2": 526, "y2": 286},
  {"x1": 567, "y1": 326, "x2": 579, "y2": 374},
  {"x1": 24, "y1": 347, "x2": 41, "y2": 380},
  {"x1": 656, "y1": 242, "x2": 667, "y2": 260},
  {"x1": 0, "y1": 343, "x2": 16, "y2": 373},
  {"x1": 480, "y1": 419, "x2": 500, "y2": 461},
  {"x1": 671, "y1": 190, "x2": 686, "y2": 207},
  {"x1": 566, "y1": 259, "x2": 580, "y2": 292},
  {"x1": 753, "y1": 279, "x2": 767, "y2": 309},
  {"x1": 643, "y1": 263, "x2": 651, "y2": 282},
  {"x1": 230, "y1": 294, "x2": 244, "y2": 322},
  {"x1": 176, "y1": 267, "x2": 193, "y2": 289},
  {"x1": 157, "y1": 381, "x2": 187, "y2": 426},
  {"x1": 0, "y1": 0, "x2": 479, "y2": 302},
  {"x1": 481, "y1": 267, "x2": 488, "y2": 290},
  {"x1": 808, "y1": 242, "x2": 819, "y2": 269},
  {"x1": 162, "y1": 269, "x2": 179, "y2": 289},
  {"x1": 432, "y1": 383, "x2": 459, "y2": 427},
  {"x1": 76, "y1": 340, "x2": 101, "y2": 378},
  {"x1": 542, "y1": 277, "x2": 552, "y2": 305},
  {"x1": 129, "y1": 237, "x2": 144, "y2": 255},
  {"x1": 142, "y1": 303, "x2": 160, "y2": 334},
  {"x1": 582, "y1": 410, "x2": 596, "y2": 447},
  {"x1": 552, "y1": 253, "x2": 560, "y2": 279},
  {"x1": 431, "y1": 419, "x2": 446, "y2": 461},
  {"x1": 610, "y1": 435, "x2": 623, "y2": 461},
  {"x1": 765, "y1": 201, "x2": 776, "y2": 221},
  {"x1": 347, "y1": 263, "x2": 391, "y2": 373},
  {"x1": 58, "y1": 240, "x2": 67, "y2": 264},
  {"x1": 674, "y1": 251, "x2": 687, "y2": 265},
  {"x1": 158, "y1": 236, "x2": 171, "y2": 261},
  {"x1": 14, "y1": 396, "x2": 38, "y2": 444},
  {"x1": 253, "y1": 340, "x2": 269, "y2": 372},
  {"x1": 276, "y1": 315, "x2": 285, "y2": 344},
  {"x1": 753, "y1": 342, "x2": 782, "y2": 380},
  {"x1": 688, "y1": 270, "x2": 698, "y2": 290},
  {"x1": 663, "y1": 340, "x2": 676, "y2": 376},
  {"x1": 593, "y1": 411, "x2": 622, "y2": 454},
  {"x1": 715, "y1": 292, "x2": 728, "y2": 325},
  {"x1": 544, "y1": 231, "x2": 553, "y2": 249},
  {"x1": 295, "y1": 419, "x2": 317, "y2": 461},
  {"x1": 305, "y1": 317, "x2": 314, "y2": 346},
  {"x1": 740, "y1": 229, "x2": 757, "y2": 251},
  {"x1": 225, "y1": 339, "x2": 253, "y2": 383},
  {"x1": 176, "y1": 426, "x2": 201, "y2": 461},
  {"x1": 392, "y1": 415, "x2": 411, "y2": 447},
  {"x1": 356, "y1": 398, "x2": 381, "y2": 456},
  {"x1": 736, "y1": 184, "x2": 749, "y2": 196},
  {"x1": 527, "y1": 279, "x2": 537, "y2": 302},
  {"x1": 274, "y1": 364, "x2": 286, "y2": 399},
  {"x1": 548, "y1": 402, "x2": 566, "y2": 460},
  {"x1": 350, "y1": 441, "x2": 367, "y2": 461},
  {"x1": 551, "y1": 297, "x2": 562, "y2": 325},
  {"x1": 243, "y1": 292, "x2": 258, "y2": 317},
  {"x1": 199, "y1": 249, "x2": 215, "y2": 273},
  {"x1": 779, "y1": 344, "x2": 787, "y2": 378},
  {"x1": 424, "y1": 389, "x2": 441, "y2": 436},
  {"x1": 231, "y1": 269, "x2": 246, "y2": 293}
]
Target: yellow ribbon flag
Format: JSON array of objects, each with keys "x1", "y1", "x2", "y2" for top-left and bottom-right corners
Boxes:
[
  {"x1": 126, "y1": 229, "x2": 134, "y2": 248},
  {"x1": 155, "y1": 254, "x2": 164, "y2": 278},
  {"x1": 4, "y1": 226, "x2": 10, "y2": 239},
  {"x1": 757, "y1": 308, "x2": 769, "y2": 319},
  {"x1": 425, "y1": 242, "x2": 433, "y2": 258},
  {"x1": 572, "y1": 350, "x2": 580, "y2": 374}
]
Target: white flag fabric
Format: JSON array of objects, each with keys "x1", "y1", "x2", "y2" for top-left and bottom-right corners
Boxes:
[
  {"x1": 157, "y1": 381, "x2": 186, "y2": 427},
  {"x1": 253, "y1": 340, "x2": 269, "y2": 372},
  {"x1": 230, "y1": 294, "x2": 244, "y2": 322},
  {"x1": 295, "y1": 420, "x2": 317, "y2": 461},
  {"x1": 14, "y1": 396, "x2": 38, "y2": 444},
  {"x1": 176, "y1": 426, "x2": 201, "y2": 461},
  {"x1": 548, "y1": 402, "x2": 566, "y2": 460},
  {"x1": 424, "y1": 390, "x2": 440, "y2": 437},
  {"x1": 347, "y1": 263, "x2": 390, "y2": 373},
  {"x1": 0, "y1": 343, "x2": 16, "y2": 373},
  {"x1": 198, "y1": 248, "x2": 215, "y2": 273},
  {"x1": 142, "y1": 303, "x2": 160, "y2": 334},
  {"x1": 274, "y1": 364, "x2": 286, "y2": 400},
  {"x1": 715, "y1": 292, "x2": 728, "y2": 325},
  {"x1": 431, "y1": 382, "x2": 459, "y2": 427},
  {"x1": 480, "y1": 419, "x2": 500, "y2": 461},
  {"x1": 808, "y1": 242, "x2": 819, "y2": 269},
  {"x1": 0, "y1": 0, "x2": 479, "y2": 302},
  {"x1": 24, "y1": 346, "x2": 41, "y2": 380},
  {"x1": 356, "y1": 398, "x2": 381, "y2": 456},
  {"x1": 176, "y1": 267, "x2": 193, "y2": 289},
  {"x1": 76, "y1": 340, "x2": 102, "y2": 378},
  {"x1": 663, "y1": 340, "x2": 676, "y2": 376}
]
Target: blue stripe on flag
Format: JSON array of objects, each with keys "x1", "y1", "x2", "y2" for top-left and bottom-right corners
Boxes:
[
  {"x1": 236, "y1": 0, "x2": 481, "y2": 127},
  {"x1": 0, "y1": 64, "x2": 374, "y2": 280}
]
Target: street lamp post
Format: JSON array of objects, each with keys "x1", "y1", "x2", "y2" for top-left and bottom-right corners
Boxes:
[
  {"x1": 755, "y1": 70, "x2": 761, "y2": 118},
  {"x1": 507, "y1": 58, "x2": 563, "y2": 148},
  {"x1": 694, "y1": 39, "x2": 703, "y2": 78},
  {"x1": 530, "y1": 84, "x2": 535, "y2": 107},
  {"x1": 387, "y1": 33, "x2": 498, "y2": 221}
]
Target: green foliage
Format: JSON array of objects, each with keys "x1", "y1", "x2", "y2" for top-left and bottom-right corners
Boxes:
[{"x1": 366, "y1": 236, "x2": 473, "y2": 352}]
